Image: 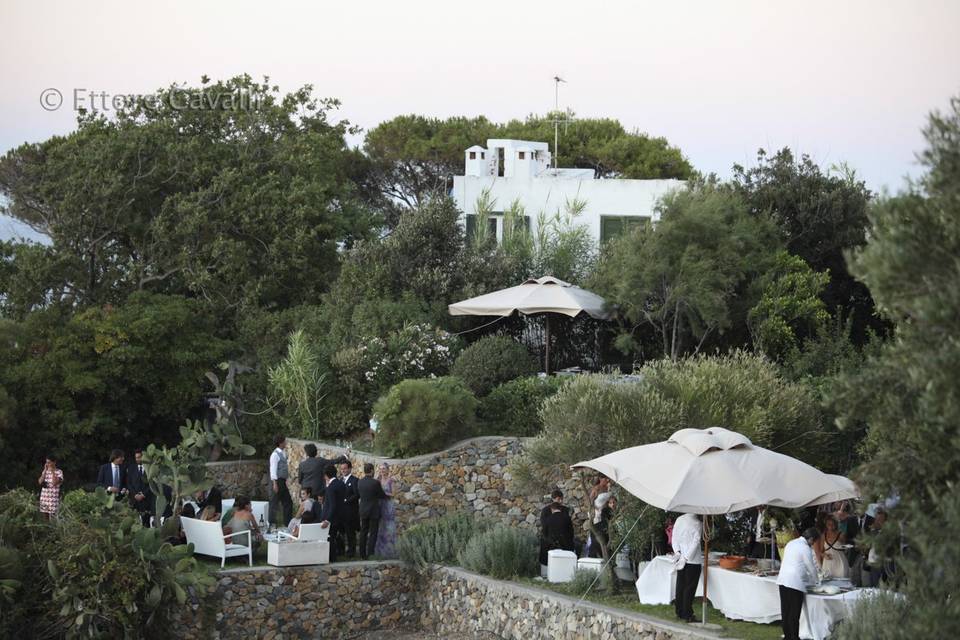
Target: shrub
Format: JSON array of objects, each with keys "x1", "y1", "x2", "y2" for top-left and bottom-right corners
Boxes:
[
  {"x1": 398, "y1": 512, "x2": 489, "y2": 569},
  {"x1": 458, "y1": 524, "x2": 539, "y2": 579},
  {"x1": 373, "y1": 377, "x2": 478, "y2": 457},
  {"x1": 451, "y1": 335, "x2": 537, "y2": 396},
  {"x1": 832, "y1": 590, "x2": 908, "y2": 640},
  {"x1": 478, "y1": 376, "x2": 567, "y2": 437},
  {"x1": 61, "y1": 488, "x2": 112, "y2": 520},
  {"x1": 0, "y1": 488, "x2": 214, "y2": 639}
]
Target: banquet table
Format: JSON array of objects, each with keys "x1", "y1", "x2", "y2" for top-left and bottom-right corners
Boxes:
[{"x1": 635, "y1": 555, "x2": 876, "y2": 640}]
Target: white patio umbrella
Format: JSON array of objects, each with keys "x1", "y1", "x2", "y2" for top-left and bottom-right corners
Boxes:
[
  {"x1": 572, "y1": 427, "x2": 858, "y2": 626},
  {"x1": 448, "y1": 276, "x2": 609, "y2": 374}
]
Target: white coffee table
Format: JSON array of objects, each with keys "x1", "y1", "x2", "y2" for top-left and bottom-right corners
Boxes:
[{"x1": 266, "y1": 539, "x2": 330, "y2": 566}]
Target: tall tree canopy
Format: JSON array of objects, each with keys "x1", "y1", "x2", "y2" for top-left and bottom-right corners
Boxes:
[
  {"x1": 591, "y1": 181, "x2": 778, "y2": 360},
  {"x1": 0, "y1": 75, "x2": 377, "y2": 314},
  {"x1": 731, "y1": 149, "x2": 878, "y2": 341},
  {"x1": 833, "y1": 95, "x2": 960, "y2": 639}
]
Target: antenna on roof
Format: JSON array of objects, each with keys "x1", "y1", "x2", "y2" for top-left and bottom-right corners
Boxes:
[{"x1": 551, "y1": 76, "x2": 573, "y2": 171}]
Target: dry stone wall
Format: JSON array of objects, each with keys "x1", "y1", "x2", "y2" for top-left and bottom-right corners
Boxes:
[
  {"x1": 173, "y1": 563, "x2": 713, "y2": 640},
  {"x1": 284, "y1": 436, "x2": 590, "y2": 536},
  {"x1": 206, "y1": 459, "x2": 269, "y2": 500},
  {"x1": 421, "y1": 566, "x2": 717, "y2": 640},
  {"x1": 175, "y1": 561, "x2": 419, "y2": 640}
]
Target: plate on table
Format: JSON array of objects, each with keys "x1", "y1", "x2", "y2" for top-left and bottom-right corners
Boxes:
[{"x1": 810, "y1": 585, "x2": 842, "y2": 595}]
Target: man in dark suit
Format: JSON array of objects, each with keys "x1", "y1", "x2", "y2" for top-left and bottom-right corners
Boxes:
[
  {"x1": 298, "y1": 443, "x2": 327, "y2": 501},
  {"x1": 127, "y1": 449, "x2": 153, "y2": 527},
  {"x1": 319, "y1": 464, "x2": 345, "y2": 562},
  {"x1": 96, "y1": 449, "x2": 127, "y2": 497},
  {"x1": 339, "y1": 459, "x2": 360, "y2": 558},
  {"x1": 358, "y1": 462, "x2": 389, "y2": 560}
]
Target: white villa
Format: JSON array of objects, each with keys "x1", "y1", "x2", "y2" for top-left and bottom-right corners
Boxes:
[{"x1": 451, "y1": 139, "x2": 685, "y2": 246}]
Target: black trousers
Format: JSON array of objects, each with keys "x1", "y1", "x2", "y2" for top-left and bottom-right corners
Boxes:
[
  {"x1": 674, "y1": 563, "x2": 702, "y2": 621},
  {"x1": 779, "y1": 585, "x2": 805, "y2": 640},
  {"x1": 328, "y1": 523, "x2": 343, "y2": 562},
  {"x1": 343, "y1": 515, "x2": 359, "y2": 557},
  {"x1": 271, "y1": 479, "x2": 293, "y2": 526},
  {"x1": 359, "y1": 516, "x2": 380, "y2": 559}
]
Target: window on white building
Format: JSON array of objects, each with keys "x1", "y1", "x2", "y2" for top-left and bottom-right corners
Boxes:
[{"x1": 600, "y1": 215, "x2": 651, "y2": 244}]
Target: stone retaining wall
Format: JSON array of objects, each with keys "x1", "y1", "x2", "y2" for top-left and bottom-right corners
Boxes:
[
  {"x1": 421, "y1": 566, "x2": 717, "y2": 640},
  {"x1": 175, "y1": 563, "x2": 713, "y2": 640},
  {"x1": 176, "y1": 561, "x2": 419, "y2": 640},
  {"x1": 285, "y1": 436, "x2": 588, "y2": 537},
  {"x1": 206, "y1": 459, "x2": 269, "y2": 500}
]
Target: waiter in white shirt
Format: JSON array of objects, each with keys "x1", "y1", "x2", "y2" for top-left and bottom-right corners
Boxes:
[
  {"x1": 671, "y1": 513, "x2": 703, "y2": 623},
  {"x1": 269, "y1": 435, "x2": 293, "y2": 526},
  {"x1": 776, "y1": 527, "x2": 821, "y2": 640}
]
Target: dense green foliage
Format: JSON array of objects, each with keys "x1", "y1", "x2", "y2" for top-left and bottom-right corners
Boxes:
[
  {"x1": 829, "y1": 96, "x2": 960, "y2": 637},
  {"x1": 0, "y1": 76, "x2": 376, "y2": 313},
  {"x1": 458, "y1": 524, "x2": 539, "y2": 579},
  {"x1": 397, "y1": 512, "x2": 489, "y2": 569},
  {"x1": 451, "y1": 335, "x2": 537, "y2": 396},
  {"x1": 0, "y1": 488, "x2": 213, "y2": 639},
  {"x1": 0, "y1": 292, "x2": 231, "y2": 487},
  {"x1": 477, "y1": 376, "x2": 567, "y2": 437},
  {"x1": 373, "y1": 377, "x2": 478, "y2": 456},
  {"x1": 731, "y1": 148, "x2": 878, "y2": 343},
  {"x1": 591, "y1": 182, "x2": 778, "y2": 360}
]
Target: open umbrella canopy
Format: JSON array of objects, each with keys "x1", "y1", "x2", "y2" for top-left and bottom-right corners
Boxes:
[
  {"x1": 448, "y1": 276, "x2": 609, "y2": 319},
  {"x1": 572, "y1": 427, "x2": 858, "y2": 515}
]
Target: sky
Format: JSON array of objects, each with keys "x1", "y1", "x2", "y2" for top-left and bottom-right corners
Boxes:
[{"x1": 1, "y1": 0, "x2": 959, "y2": 241}]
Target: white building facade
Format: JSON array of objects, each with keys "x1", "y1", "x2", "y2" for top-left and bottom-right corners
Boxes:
[{"x1": 451, "y1": 139, "x2": 685, "y2": 246}]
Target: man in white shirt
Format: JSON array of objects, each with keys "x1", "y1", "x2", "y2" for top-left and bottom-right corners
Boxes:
[
  {"x1": 269, "y1": 435, "x2": 293, "y2": 526},
  {"x1": 776, "y1": 527, "x2": 821, "y2": 640},
  {"x1": 671, "y1": 513, "x2": 703, "y2": 623}
]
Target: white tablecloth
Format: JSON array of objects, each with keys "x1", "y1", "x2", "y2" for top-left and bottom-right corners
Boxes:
[{"x1": 635, "y1": 555, "x2": 876, "y2": 640}]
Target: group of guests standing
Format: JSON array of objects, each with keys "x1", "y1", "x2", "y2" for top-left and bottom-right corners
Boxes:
[{"x1": 268, "y1": 437, "x2": 398, "y2": 561}]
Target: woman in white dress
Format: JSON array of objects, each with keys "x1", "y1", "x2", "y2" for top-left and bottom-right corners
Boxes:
[{"x1": 814, "y1": 515, "x2": 849, "y2": 578}]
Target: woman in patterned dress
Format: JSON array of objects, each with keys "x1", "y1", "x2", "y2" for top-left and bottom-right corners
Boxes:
[
  {"x1": 37, "y1": 455, "x2": 63, "y2": 519},
  {"x1": 374, "y1": 463, "x2": 398, "y2": 558}
]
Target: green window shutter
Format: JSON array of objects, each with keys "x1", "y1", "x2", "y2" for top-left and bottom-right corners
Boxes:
[{"x1": 465, "y1": 214, "x2": 476, "y2": 239}]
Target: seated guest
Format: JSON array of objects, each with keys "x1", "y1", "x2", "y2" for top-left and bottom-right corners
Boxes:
[
  {"x1": 287, "y1": 487, "x2": 316, "y2": 532},
  {"x1": 814, "y1": 515, "x2": 849, "y2": 578},
  {"x1": 199, "y1": 505, "x2": 220, "y2": 522},
  {"x1": 195, "y1": 486, "x2": 223, "y2": 518},
  {"x1": 173, "y1": 504, "x2": 196, "y2": 545},
  {"x1": 291, "y1": 510, "x2": 317, "y2": 538},
  {"x1": 223, "y1": 496, "x2": 262, "y2": 549},
  {"x1": 539, "y1": 489, "x2": 575, "y2": 573}
]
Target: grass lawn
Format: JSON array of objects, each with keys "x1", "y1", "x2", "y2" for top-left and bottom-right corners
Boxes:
[{"x1": 523, "y1": 578, "x2": 784, "y2": 640}]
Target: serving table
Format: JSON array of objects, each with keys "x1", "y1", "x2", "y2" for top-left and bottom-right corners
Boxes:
[{"x1": 635, "y1": 554, "x2": 876, "y2": 640}]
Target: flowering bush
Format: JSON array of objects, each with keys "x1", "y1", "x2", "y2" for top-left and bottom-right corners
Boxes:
[{"x1": 357, "y1": 323, "x2": 462, "y2": 390}]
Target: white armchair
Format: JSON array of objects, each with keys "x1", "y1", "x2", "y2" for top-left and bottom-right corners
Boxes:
[
  {"x1": 181, "y1": 517, "x2": 253, "y2": 568},
  {"x1": 278, "y1": 522, "x2": 329, "y2": 542}
]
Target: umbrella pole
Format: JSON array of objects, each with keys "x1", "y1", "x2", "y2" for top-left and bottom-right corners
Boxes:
[
  {"x1": 545, "y1": 314, "x2": 551, "y2": 375},
  {"x1": 701, "y1": 515, "x2": 710, "y2": 627}
]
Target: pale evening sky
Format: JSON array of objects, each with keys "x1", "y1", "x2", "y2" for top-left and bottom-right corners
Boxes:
[{"x1": 1, "y1": 0, "x2": 958, "y2": 240}]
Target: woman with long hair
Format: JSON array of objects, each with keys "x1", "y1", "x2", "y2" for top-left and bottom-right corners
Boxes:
[{"x1": 374, "y1": 463, "x2": 398, "y2": 558}]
